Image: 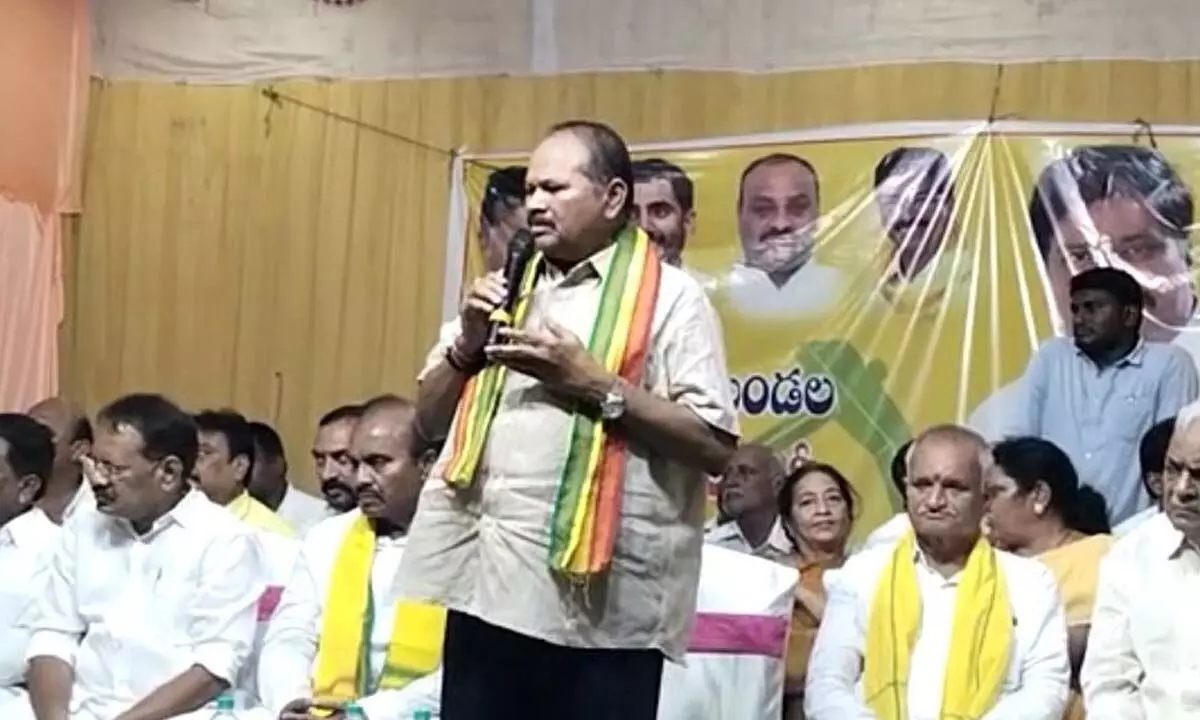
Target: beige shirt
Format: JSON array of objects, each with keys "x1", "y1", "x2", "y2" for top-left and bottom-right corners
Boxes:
[
  {"x1": 703, "y1": 517, "x2": 793, "y2": 561},
  {"x1": 397, "y1": 243, "x2": 738, "y2": 660}
]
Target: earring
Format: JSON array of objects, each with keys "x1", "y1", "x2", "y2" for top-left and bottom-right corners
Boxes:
[{"x1": 1033, "y1": 503, "x2": 1045, "y2": 515}]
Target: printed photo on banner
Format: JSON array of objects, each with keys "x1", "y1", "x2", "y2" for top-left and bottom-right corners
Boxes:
[
  {"x1": 967, "y1": 140, "x2": 1200, "y2": 440},
  {"x1": 452, "y1": 122, "x2": 1200, "y2": 540}
]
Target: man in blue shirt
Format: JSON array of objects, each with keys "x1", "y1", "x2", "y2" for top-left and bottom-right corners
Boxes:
[{"x1": 1010, "y1": 267, "x2": 1198, "y2": 524}]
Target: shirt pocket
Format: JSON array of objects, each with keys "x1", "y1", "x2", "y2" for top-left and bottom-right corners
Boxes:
[{"x1": 1106, "y1": 383, "x2": 1154, "y2": 441}]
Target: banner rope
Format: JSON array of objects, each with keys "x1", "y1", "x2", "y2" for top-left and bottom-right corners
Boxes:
[{"x1": 260, "y1": 85, "x2": 455, "y2": 156}]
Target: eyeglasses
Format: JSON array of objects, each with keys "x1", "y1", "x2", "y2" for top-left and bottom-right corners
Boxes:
[{"x1": 1162, "y1": 465, "x2": 1200, "y2": 490}]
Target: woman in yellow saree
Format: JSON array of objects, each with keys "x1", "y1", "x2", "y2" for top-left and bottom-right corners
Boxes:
[{"x1": 984, "y1": 436, "x2": 1114, "y2": 720}]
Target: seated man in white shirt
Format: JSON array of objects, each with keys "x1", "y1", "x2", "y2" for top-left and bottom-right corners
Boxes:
[
  {"x1": 0, "y1": 414, "x2": 59, "y2": 702},
  {"x1": 806, "y1": 424, "x2": 1069, "y2": 720},
  {"x1": 311, "y1": 404, "x2": 365, "y2": 517},
  {"x1": 1082, "y1": 407, "x2": 1200, "y2": 717},
  {"x1": 26, "y1": 397, "x2": 93, "y2": 523},
  {"x1": 10, "y1": 393, "x2": 267, "y2": 720},
  {"x1": 258, "y1": 394, "x2": 442, "y2": 720},
  {"x1": 705, "y1": 443, "x2": 791, "y2": 560},
  {"x1": 194, "y1": 409, "x2": 295, "y2": 538},
  {"x1": 247, "y1": 420, "x2": 329, "y2": 535}
]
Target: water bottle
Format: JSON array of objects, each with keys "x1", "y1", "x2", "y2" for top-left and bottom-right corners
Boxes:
[{"x1": 208, "y1": 691, "x2": 236, "y2": 718}]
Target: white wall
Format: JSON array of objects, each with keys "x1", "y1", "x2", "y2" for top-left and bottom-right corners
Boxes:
[{"x1": 94, "y1": 0, "x2": 1197, "y2": 82}]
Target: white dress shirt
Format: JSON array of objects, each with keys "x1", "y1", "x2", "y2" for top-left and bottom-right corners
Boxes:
[
  {"x1": 1082, "y1": 512, "x2": 1200, "y2": 718},
  {"x1": 0, "y1": 508, "x2": 60, "y2": 701},
  {"x1": 275, "y1": 485, "x2": 335, "y2": 536},
  {"x1": 257, "y1": 510, "x2": 440, "y2": 719},
  {"x1": 14, "y1": 491, "x2": 266, "y2": 720},
  {"x1": 704, "y1": 517, "x2": 793, "y2": 560},
  {"x1": 1112, "y1": 505, "x2": 1159, "y2": 539},
  {"x1": 805, "y1": 539, "x2": 1069, "y2": 720},
  {"x1": 855, "y1": 512, "x2": 911, "y2": 554},
  {"x1": 236, "y1": 528, "x2": 300, "y2": 708},
  {"x1": 723, "y1": 261, "x2": 845, "y2": 320}
]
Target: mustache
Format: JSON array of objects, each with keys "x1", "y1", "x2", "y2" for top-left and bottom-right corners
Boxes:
[
  {"x1": 761, "y1": 228, "x2": 804, "y2": 241},
  {"x1": 320, "y1": 479, "x2": 355, "y2": 496},
  {"x1": 758, "y1": 228, "x2": 815, "y2": 248}
]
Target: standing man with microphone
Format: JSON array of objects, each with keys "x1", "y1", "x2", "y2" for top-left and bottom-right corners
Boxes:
[{"x1": 402, "y1": 119, "x2": 738, "y2": 720}]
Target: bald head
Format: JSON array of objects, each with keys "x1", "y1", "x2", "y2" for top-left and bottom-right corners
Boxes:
[
  {"x1": 741, "y1": 443, "x2": 784, "y2": 476},
  {"x1": 720, "y1": 443, "x2": 784, "y2": 519},
  {"x1": 355, "y1": 395, "x2": 418, "y2": 455},
  {"x1": 360, "y1": 394, "x2": 415, "y2": 426},
  {"x1": 26, "y1": 397, "x2": 91, "y2": 478},
  {"x1": 908, "y1": 424, "x2": 990, "y2": 477},
  {"x1": 28, "y1": 397, "x2": 86, "y2": 437},
  {"x1": 907, "y1": 424, "x2": 989, "y2": 547}
]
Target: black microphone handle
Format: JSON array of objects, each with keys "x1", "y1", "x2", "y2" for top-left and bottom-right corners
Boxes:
[
  {"x1": 486, "y1": 319, "x2": 506, "y2": 347},
  {"x1": 486, "y1": 228, "x2": 535, "y2": 350}
]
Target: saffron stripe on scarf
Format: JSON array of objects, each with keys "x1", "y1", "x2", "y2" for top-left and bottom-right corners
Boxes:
[
  {"x1": 548, "y1": 226, "x2": 658, "y2": 574},
  {"x1": 549, "y1": 235, "x2": 630, "y2": 569},
  {"x1": 562, "y1": 233, "x2": 644, "y2": 572},
  {"x1": 587, "y1": 251, "x2": 660, "y2": 570},
  {"x1": 443, "y1": 255, "x2": 542, "y2": 487}
]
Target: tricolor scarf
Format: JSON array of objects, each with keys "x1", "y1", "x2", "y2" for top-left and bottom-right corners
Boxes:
[
  {"x1": 311, "y1": 514, "x2": 446, "y2": 702},
  {"x1": 443, "y1": 224, "x2": 661, "y2": 577},
  {"x1": 862, "y1": 530, "x2": 1013, "y2": 720}
]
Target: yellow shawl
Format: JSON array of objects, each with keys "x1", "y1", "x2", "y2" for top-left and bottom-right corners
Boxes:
[
  {"x1": 312, "y1": 514, "x2": 445, "y2": 702},
  {"x1": 227, "y1": 491, "x2": 295, "y2": 537},
  {"x1": 863, "y1": 530, "x2": 1012, "y2": 719}
]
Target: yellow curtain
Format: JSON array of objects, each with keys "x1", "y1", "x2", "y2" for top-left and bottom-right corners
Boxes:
[{"x1": 65, "y1": 61, "x2": 1200, "y2": 492}]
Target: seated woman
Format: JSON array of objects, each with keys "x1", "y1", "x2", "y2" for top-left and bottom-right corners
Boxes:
[
  {"x1": 777, "y1": 462, "x2": 855, "y2": 720},
  {"x1": 984, "y1": 436, "x2": 1113, "y2": 720}
]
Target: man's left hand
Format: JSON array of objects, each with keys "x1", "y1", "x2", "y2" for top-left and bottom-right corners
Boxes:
[
  {"x1": 487, "y1": 321, "x2": 610, "y2": 401},
  {"x1": 279, "y1": 697, "x2": 352, "y2": 719}
]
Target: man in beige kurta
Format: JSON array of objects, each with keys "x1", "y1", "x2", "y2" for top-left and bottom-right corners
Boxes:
[{"x1": 397, "y1": 120, "x2": 738, "y2": 720}]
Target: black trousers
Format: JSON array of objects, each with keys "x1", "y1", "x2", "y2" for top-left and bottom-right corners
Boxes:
[{"x1": 440, "y1": 610, "x2": 665, "y2": 720}]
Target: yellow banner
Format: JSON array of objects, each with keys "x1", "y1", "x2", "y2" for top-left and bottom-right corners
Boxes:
[{"x1": 454, "y1": 121, "x2": 1200, "y2": 537}]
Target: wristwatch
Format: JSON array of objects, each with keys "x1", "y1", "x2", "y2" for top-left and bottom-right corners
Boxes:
[{"x1": 599, "y1": 385, "x2": 627, "y2": 422}]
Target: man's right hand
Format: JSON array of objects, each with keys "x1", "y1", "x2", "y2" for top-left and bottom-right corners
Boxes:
[{"x1": 457, "y1": 271, "x2": 508, "y2": 358}]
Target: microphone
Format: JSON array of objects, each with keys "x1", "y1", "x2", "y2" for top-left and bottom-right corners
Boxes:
[{"x1": 487, "y1": 229, "x2": 537, "y2": 346}]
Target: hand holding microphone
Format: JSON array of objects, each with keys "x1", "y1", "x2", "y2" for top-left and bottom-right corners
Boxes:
[
  {"x1": 454, "y1": 229, "x2": 536, "y2": 366},
  {"x1": 486, "y1": 229, "x2": 536, "y2": 346}
]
